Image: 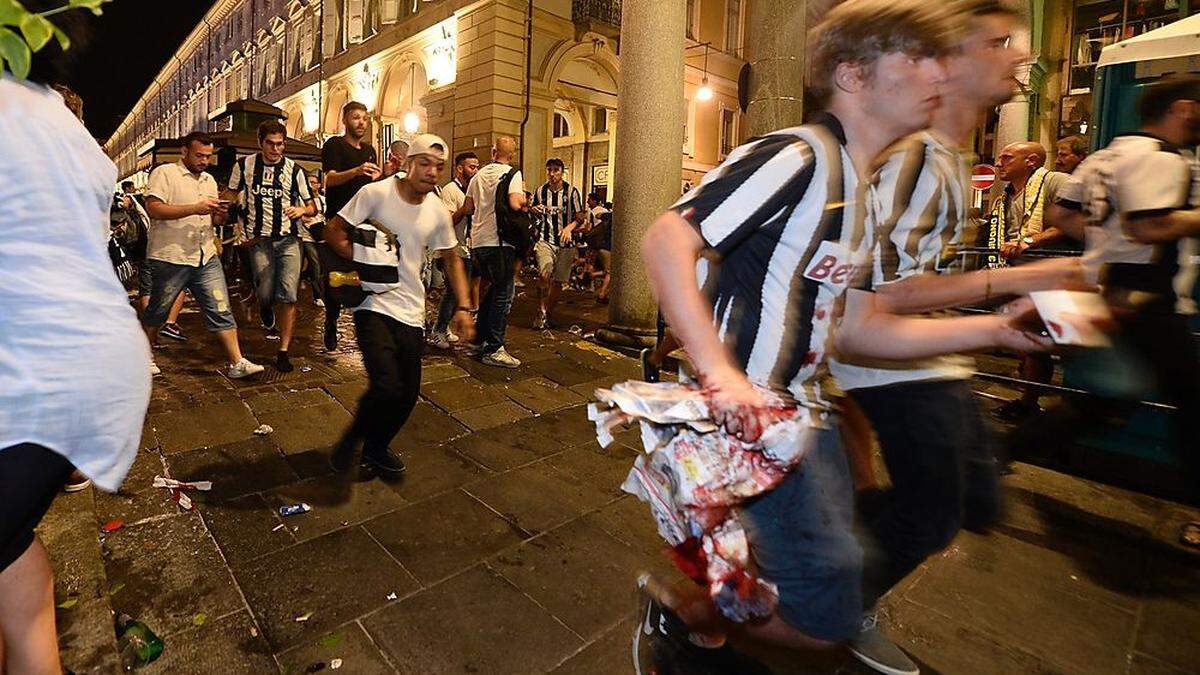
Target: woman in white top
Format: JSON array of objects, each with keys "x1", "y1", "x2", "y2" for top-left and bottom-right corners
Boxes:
[{"x1": 0, "y1": 8, "x2": 151, "y2": 673}]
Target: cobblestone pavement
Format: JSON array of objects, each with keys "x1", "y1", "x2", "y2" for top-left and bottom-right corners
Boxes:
[{"x1": 40, "y1": 280, "x2": 1200, "y2": 674}]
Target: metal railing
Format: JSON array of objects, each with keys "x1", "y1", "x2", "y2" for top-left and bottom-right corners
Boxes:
[{"x1": 572, "y1": 0, "x2": 622, "y2": 29}]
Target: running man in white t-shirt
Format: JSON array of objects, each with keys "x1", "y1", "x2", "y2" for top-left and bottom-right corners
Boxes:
[{"x1": 323, "y1": 134, "x2": 475, "y2": 476}]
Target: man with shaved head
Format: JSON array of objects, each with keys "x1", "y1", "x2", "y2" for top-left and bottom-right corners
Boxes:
[
  {"x1": 992, "y1": 141, "x2": 1071, "y2": 421},
  {"x1": 459, "y1": 136, "x2": 527, "y2": 367}
]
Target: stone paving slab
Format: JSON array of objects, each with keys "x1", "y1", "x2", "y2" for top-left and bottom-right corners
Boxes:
[
  {"x1": 141, "y1": 610, "x2": 274, "y2": 674},
  {"x1": 40, "y1": 493, "x2": 122, "y2": 674},
  {"x1": 233, "y1": 526, "x2": 419, "y2": 651},
  {"x1": 902, "y1": 530, "x2": 1138, "y2": 674},
  {"x1": 490, "y1": 518, "x2": 652, "y2": 640},
  {"x1": 245, "y1": 388, "x2": 335, "y2": 416},
  {"x1": 93, "y1": 449, "x2": 176, "y2": 526},
  {"x1": 378, "y1": 444, "x2": 491, "y2": 503},
  {"x1": 422, "y1": 376, "x2": 509, "y2": 412},
  {"x1": 499, "y1": 376, "x2": 587, "y2": 414},
  {"x1": 276, "y1": 621, "x2": 395, "y2": 675},
  {"x1": 391, "y1": 400, "x2": 470, "y2": 447},
  {"x1": 549, "y1": 616, "x2": 637, "y2": 674},
  {"x1": 257, "y1": 401, "x2": 353, "y2": 455},
  {"x1": 361, "y1": 565, "x2": 584, "y2": 674},
  {"x1": 363, "y1": 489, "x2": 527, "y2": 584},
  {"x1": 263, "y1": 475, "x2": 408, "y2": 543},
  {"x1": 465, "y1": 459, "x2": 617, "y2": 535},
  {"x1": 197, "y1": 493, "x2": 297, "y2": 566},
  {"x1": 151, "y1": 400, "x2": 260, "y2": 454},
  {"x1": 453, "y1": 399, "x2": 535, "y2": 430},
  {"x1": 102, "y1": 512, "x2": 244, "y2": 638},
  {"x1": 167, "y1": 436, "x2": 299, "y2": 502}
]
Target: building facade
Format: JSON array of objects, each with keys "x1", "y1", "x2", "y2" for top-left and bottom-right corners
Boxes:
[{"x1": 103, "y1": 0, "x2": 749, "y2": 199}]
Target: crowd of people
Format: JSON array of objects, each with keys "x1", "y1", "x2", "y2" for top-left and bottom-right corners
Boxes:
[{"x1": 2, "y1": 0, "x2": 1199, "y2": 673}]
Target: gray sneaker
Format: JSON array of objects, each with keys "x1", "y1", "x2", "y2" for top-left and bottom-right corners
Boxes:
[
  {"x1": 850, "y1": 613, "x2": 919, "y2": 675},
  {"x1": 226, "y1": 358, "x2": 266, "y2": 379},
  {"x1": 481, "y1": 347, "x2": 521, "y2": 369}
]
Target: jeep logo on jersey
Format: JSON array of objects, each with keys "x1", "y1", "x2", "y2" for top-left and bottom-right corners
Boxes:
[
  {"x1": 803, "y1": 240, "x2": 855, "y2": 293},
  {"x1": 250, "y1": 184, "x2": 287, "y2": 199}
]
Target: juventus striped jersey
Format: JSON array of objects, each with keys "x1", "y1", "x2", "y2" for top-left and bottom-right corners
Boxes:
[
  {"x1": 1058, "y1": 133, "x2": 1199, "y2": 314},
  {"x1": 830, "y1": 131, "x2": 975, "y2": 391},
  {"x1": 532, "y1": 181, "x2": 583, "y2": 244},
  {"x1": 672, "y1": 113, "x2": 871, "y2": 420},
  {"x1": 228, "y1": 153, "x2": 313, "y2": 238}
]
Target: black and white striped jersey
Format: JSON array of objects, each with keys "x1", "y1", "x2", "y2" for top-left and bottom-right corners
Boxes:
[
  {"x1": 228, "y1": 153, "x2": 313, "y2": 238},
  {"x1": 531, "y1": 181, "x2": 583, "y2": 244},
  {"x1": 1058, "y1": 132, "x2": 1199, "y2": 314},
  {"x1": 672, "y1": 113, "x2": 871, "y2": 418},
  {"x1": 830, "y1": 130, "x2": 976, "y2": 391}
]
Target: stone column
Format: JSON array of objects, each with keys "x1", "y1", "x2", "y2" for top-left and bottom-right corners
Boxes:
[
  {"x1": 995, "y1": 61, "x2": 1035, "y2": 153},
  {"x1": 451, "y1": 0, "x2": 529, "y2": 154},
  {"x1": 597, "y1": 0, "x2": 687, "y2": 347},
  {"x1": 741, "y1": 0, "x2": 808, "y2": 138}
]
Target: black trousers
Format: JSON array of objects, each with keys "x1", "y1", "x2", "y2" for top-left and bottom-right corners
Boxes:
[
  {"x1": 346, "y1": 311, "x2": 424, "y2": 455},
  {"x1": 1006, "y1": 308, "x2": 1200, "y2": 501},
  {"x1": 851, "y1": 379, "x2": 1002, "y2": 608}
]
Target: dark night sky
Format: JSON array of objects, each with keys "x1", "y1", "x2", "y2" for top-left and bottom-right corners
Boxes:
[{"x1": 66, "y1": 0, "x2": 217, "y2": 141}]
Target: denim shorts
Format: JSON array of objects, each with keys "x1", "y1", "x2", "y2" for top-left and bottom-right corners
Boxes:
[
  {"x1": 143, "y1": 256, "x2": 237, "y2": 332},
  {"x1": 737, "y1": 426, "x2": 863, "y2": 642},
  {"x1": 249, "y1": 236, "x2": 302, "y2": 305},
  {"x1": 137, "y1": 262, "x2": 153, "y2": 297}
]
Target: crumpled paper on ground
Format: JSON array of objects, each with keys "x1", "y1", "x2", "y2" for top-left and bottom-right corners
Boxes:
[{"x1": 588, "y1": 380, "x2": 816, "y2": 622}]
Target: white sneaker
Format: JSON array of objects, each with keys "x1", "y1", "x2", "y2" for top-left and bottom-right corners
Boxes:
[
  {"x1": 429, "y1": 332, "x2": 452, "y2": 350},
  {"x1": 533, "y1": 310, "x2": 548, "y2": 330},
  {"x1": 447, "y1": 330, "x2": 460, "y2": 343},
  {"x1": 149, "y1": 361, "x2": 161, "y2": 376},
  {"x1": 481, "y1": 347, "x2": 521, "y2": 369},
  {"x1": 226, "y1": 358, "x2": 266, "y2": 379},
  {"x1": 315, "y1": 298, "x2": 325, "y2": 308}
]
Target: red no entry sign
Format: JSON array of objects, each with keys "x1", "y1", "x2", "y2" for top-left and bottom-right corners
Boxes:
[{"x1": 971, "y1": 164, "x2": 997, "y2": 191}]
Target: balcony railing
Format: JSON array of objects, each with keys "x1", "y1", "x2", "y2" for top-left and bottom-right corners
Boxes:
[{"x1": 572, "y1": 0, "x2": 621, "y2": 35}]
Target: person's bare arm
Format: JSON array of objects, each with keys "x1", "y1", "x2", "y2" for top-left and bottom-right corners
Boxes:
[
  {"x1": 325, "y1": 215, "x2": 354, "y2": 260},
  {"x1": 440, "y1": 250, "x2": 476, "y2": 342},
  {"x1": 508, "y1": 191, "x2": 527, "y2": 212},
  {"x1": 837, "y1": 289, "x2": 1051, "y2": 360},
  {"x1": 145, "y1": 196, "x2": 220, "y2": 221},
  {"x1": 1046, "y1": 203, "x2": 1087, "y2": 242},
  {"x1": 454, "y1": 196, "x2": 475, "y2": 224},
  {"x1": 643, "y1": 210, "x2": 774, "y2": 441},
  {"x1": 1124, "y1": 208, "x2": 1200, "y2": 243},
  {"x1": 325, "y1": 162, "x2": 380, "y2": 188},
  {"x1": 874, "y1": 257, "x2": 1085, "y2": 314}
]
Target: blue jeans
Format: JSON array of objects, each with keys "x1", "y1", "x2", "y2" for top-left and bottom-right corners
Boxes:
[
  {"x1": 472, "y1": 246, "x2": 515, "y2": 354},
  {"x1": 738, "y1": 427, "x2": 863, "y2": 642},
  {"x1": 249, "y1": 236, "x2": 302, "y2": 315},
  {"x1": 433, "y1": 256, "x2": 471, "y2": 334},
  {"x1": 143, "y1": 256, "x2": 237, "y2": 332}
]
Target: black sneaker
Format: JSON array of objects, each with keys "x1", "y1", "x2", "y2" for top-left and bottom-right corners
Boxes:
[
  {"x1": 362, "y1": 446, "x2": 406, "y2": 475},
  {"x1": 160, "y1": 323, "x2": 188, "y2": 342},
  {"x1": 633, "y1": 582, "x2": 769, "y2": 675},
  {"x1": 276, "y1": 351, "x2": 294, "y2": 373},
  {"x1": 329, "y1": 436, "x2": 360, "y2": 473},
  {"x1": 261, "y1": 305, "x2": 276, "y2": 331},
  {"x1": 641, "y1": 348, "x2": 661, "y2": 383}
]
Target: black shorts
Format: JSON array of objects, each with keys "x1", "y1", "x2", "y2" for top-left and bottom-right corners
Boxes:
[{"x1": 0, "y1": 444, "x2": 72, "y2": 572}]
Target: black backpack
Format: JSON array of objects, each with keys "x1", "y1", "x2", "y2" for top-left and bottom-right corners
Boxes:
[{"x1": 494, "y1": 168, "x2": 534, "y2": 254}]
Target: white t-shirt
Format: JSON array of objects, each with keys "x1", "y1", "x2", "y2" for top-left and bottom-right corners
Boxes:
[
  {"x1": 439, "y1": 178, "x2": 470, "y2": 258},
  {"x1": 0, "y1": 75, "x2": 151, "y2": 491},
  {"x1": 466, "y1": 162, "x2": 523, "y2": 248},
  {"x1": 338, "y1": 176, "x2": 457, "y2": 327}
]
